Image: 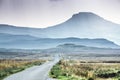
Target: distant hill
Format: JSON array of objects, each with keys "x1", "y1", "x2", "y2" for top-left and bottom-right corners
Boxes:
[
  {"x1": 0, "y1": 43, "x2": 120, "y2": 54},
  {"x1": 0, "y1": 12, "x2": 120, "y2": 41},
  {"x1": 32, "y1": 43, "x2": 120, "y2": 54},
  {"x1": 0, "y1": 33, "x2": 38, "y2": 42},
  {"x1": 0, "y1": 33, "x2": 119, "y2": 49},
  {"x1": 0, "y1": 24, "x2": 47, "y2": 38},
  {"x1": 1, "y1": 44, "x2": 120, "y2": 59},
  {"x1": 0, "y1": 12, "x2": 120, "y2": 49}
]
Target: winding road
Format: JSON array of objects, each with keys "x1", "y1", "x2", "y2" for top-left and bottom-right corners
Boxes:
[{"x1": 4, "y1": 57, "x2": 60, "y2": 80}]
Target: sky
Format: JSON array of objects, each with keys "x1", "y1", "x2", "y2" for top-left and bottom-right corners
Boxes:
[{"x1": 0, "y1": 0, "x2": 120, "y2": 28}]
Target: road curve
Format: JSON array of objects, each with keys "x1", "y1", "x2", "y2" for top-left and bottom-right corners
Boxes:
[{"x1": 4, "y1": 58, "x2": 59, "y2": 80}]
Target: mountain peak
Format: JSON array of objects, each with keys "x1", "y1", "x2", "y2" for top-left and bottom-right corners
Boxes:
[
  {"x1": 72, "y1": 12, "x2": 97, "y2": 16},
  {"x1": 57, "y1": 43, "x2": 86, "y2": 48},
  {"x1": 71, "y1": 12, "x2": 103, "y2": 21}
]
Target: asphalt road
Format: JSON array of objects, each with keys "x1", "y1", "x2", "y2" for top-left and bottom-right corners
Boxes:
[{"x1": 4, "y1": 57, "x2": 59, "y2": 80}]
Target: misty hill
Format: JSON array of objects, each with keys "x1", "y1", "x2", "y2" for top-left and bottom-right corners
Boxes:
[
  {"x1": 0, "y1": 33, "x2": 119, "y2": 49},
  {"x1": 40, "y1": 43, "x2": 120, "y2": 54},
  {"x1": 0, "y1": 24, "x2": 49, "y2": 38},
  {"x1": 0, "y1": 12, "x2": 120, "y2": 40},
  {"x1": 1, "y1": 43, "x2": 120, "y2": 54},
  {"x1": 0, "y1": 33, "x2": 38, "y2": 42},
  {"x1": 0, "y1": 12, "x2": 120, "y2": 48},
  {"x1": 43, "y1": 12, "x2": 120, "y2": 40}
]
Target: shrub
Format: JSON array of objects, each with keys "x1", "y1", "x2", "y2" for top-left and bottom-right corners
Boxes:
[{"x1": 88, "y1": 77, "x2": 94, "y2": 80}]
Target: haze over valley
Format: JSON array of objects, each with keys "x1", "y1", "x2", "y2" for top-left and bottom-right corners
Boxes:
[{"x1": 0, "y1": 12, "x2": 120, "y2": 48}]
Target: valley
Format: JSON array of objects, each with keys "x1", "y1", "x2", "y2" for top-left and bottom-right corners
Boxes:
[
  {"x1": 0, "y1": 46, "x2": 120, "y2": 80},
  {"x1": 0, "y1": 12, "x2": 120, "y2": 80}
]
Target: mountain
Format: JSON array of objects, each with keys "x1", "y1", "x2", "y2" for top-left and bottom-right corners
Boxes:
[
  {"x1": 0, "y1": 12, "x2": 120, "y2": 39},
  {"x1": 32, "y1": 44, "x2": 120, "y2": 54},
  {"x1": 1, "y1": 44, "x2": 120, "y2": 55},
  {"x1": 0, "y1": 33, "x2": 38, "y2": 42},
  {"x1": 0, "y1": 12, "x2": 120, "y2": 48},
  {"x1": 0, "y1": 33, "x2": 119, "y2": 49},
  {"x1": 0, "y1": 24, "x2": 47, "y2": 38},
  {"x1": 43, "y1": 12, "x2": 120, "y2": 41}
]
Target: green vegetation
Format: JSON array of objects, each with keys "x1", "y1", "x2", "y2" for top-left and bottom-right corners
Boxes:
[
  {"x1": 0, "y1": 59, "x2": 45, "y2": 80},
  {"x1": 50, "y1": 60, "x2": 120, "y2": 80}
]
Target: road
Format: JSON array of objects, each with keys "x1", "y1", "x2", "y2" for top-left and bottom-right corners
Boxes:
[{"x1": 4, "y1": 57, "x2": 60, "y2": 80}]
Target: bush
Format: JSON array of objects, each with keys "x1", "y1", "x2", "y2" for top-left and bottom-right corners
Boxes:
[
  {"x1": 88, "y1": 77, "x2": 94, "y2": 80},
  {"x1": 50, "y1": 64, "x2": 62, "y2": 78}
]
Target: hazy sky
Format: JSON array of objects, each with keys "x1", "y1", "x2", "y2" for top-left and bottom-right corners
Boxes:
[{"x1": 0, "y1": 0, "x2": 120, "y2": 28}]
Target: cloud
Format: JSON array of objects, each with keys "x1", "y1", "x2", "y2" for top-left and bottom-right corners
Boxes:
[{"x1": 50, "y1": 0, "x2": 63, "y2": 2}]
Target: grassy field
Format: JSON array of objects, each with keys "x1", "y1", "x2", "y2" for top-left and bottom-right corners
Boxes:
[
  {"x1": 0, "y1": 59, "x2": 45, "y2": 80},
  {"x1": 50, "y1": 60, "x2": 120, "y2": 80}
]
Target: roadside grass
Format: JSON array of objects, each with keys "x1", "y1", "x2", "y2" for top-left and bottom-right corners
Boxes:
[
  {"x1": 49, "y1": 60, "x2": 120, "y2": 80},
  {"x1": 0, "y1": 59, "x2": 45, "y2": 80}
]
